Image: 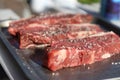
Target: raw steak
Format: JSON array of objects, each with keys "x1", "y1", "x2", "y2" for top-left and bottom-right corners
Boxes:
[
  {"x1": 19, "y1": 24, "x2": 103, "y2": 48},
  {"x1": 31, "y1": 32, "x2": 120, "y2": 71},
  {"x1": 8, "y1": 13, "x2": 93, "y2": 36}
]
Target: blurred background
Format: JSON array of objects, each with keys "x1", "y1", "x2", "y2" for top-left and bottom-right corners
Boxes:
[{"x1": 0, "y1": 0, "x2": 100, "y2": 18}]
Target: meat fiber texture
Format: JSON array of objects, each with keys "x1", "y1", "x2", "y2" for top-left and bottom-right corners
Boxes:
[
  {"x1": 32, "y1": 32, "x2": 120, "y2": 71},
  {"x1": 19, "y1": 24, "x2": 103, "y2": 49},
  {"x1": 8, "y1": 13, "x2": 93, "y2": 36}
]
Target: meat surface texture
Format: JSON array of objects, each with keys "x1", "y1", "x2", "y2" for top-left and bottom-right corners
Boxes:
[
  {"x1": 19, "y1": 24, "x2": 103, "y2": 48},
  {"x1": 32, "y1": 32, "x2": 120, "y2": 71},
  {"x1": 8, "y1": 13, "x2": 93, "y2": 36}
]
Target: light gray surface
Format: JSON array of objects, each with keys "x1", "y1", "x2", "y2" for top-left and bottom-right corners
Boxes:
[
  {"x1": 0, "y1": 9, "x2": 20, "y2": 20},
  {"x1": 111, "y1": 21, "x2": 120, "y2": 27}
]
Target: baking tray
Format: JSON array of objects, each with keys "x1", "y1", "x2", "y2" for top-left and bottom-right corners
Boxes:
[{"x1": 0, "y1": 15, "x2": 120, "y2": 80}]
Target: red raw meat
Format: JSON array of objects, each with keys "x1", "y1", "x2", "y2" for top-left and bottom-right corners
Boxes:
[
  {"x1": 32, "y1": 32, "x2": 120, "y2": 71},
  {"x1": 8, "y1": 13, "x2": 93, "y2": 36},
  {"x1": 19, "y1": 24, "x2": 103, "y2": 48}
]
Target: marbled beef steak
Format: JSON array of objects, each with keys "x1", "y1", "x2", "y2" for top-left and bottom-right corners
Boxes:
[
  {"x1": 32, "y1": 32, "x2": 120, "y2": 71},
  {"x1": 8, "y1": 13, "x2": 93, "y2": 36}
]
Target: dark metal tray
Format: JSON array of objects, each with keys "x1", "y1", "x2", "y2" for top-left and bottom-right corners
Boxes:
[{"x1": 0, "y1": 15, "x2": 120, "y2": 80}]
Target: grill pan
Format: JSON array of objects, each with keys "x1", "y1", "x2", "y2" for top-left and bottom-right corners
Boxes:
[{"x1": 0, "y1": 14, "x2": 120, "y2": 80}]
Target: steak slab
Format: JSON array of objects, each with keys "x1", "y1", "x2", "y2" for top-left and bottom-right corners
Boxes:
[
  {"x1": 19, "y1": 24, "x2": 103, "y2": 48},
  {"x1": 8, "y1": 13, "x2": 93, "y2": 36},
  {"x1": 31, "y1": 32, "x2": 120, "y2": 71}
]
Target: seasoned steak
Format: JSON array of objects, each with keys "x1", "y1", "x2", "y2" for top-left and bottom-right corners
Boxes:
[
  {"x1": 31, "y1": 32, "x2": 120, "y2": 71},
  {"x1": 19, "y1": 24, "x2": 103, "y2": 48},
  {"x1": 8, "y1": 13, "x2": 93, "y2": 36}
]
